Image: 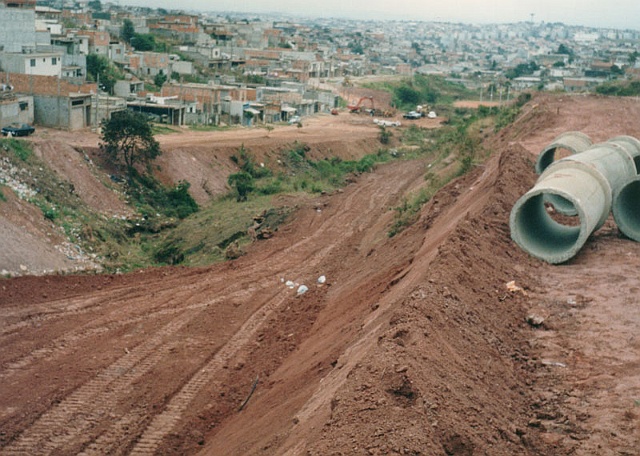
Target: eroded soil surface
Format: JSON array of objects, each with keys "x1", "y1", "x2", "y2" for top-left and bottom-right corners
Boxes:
[{"x1": 1, "y1": 93, "x2": 640, "y2": 455}]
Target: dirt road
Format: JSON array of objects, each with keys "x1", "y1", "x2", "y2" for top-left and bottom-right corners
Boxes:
[{"x1": 1, "y1": 93, "x2": 640, "y2": 455}]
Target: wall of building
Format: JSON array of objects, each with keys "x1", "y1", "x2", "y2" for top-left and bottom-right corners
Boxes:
[
  {"x1": 0, "y1": 52, "x2": 62, "y2": 77},
  {"x1": 33, "y1": 94, "x2": 69, "y2": 128},
  {"x1": 0, "y1": 7, "x2": 36, "y2": 52},
  {"x1": 0, "y1": 95, "x2": 34, "y2": 126}
]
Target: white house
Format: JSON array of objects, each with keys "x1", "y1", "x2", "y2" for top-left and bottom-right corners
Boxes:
[{"x1": 0, "y1": 51, "x2": 63, "y2": 76}]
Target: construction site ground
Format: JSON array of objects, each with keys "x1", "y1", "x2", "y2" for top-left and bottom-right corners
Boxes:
[{"x1": 1, "y1": 94, "x2": 640, "y2": 455}]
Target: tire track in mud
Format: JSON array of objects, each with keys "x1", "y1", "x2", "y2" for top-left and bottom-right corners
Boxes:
[
  {"x1": 2, "y1": 306, "x2": 204, "y2": 455},
  {"x1": 1, "y1": 301, "x2": 199, "y2": 376},
  {"x1": 3, "y1": 276, "x2": 286, "y2": 454},
  {"x1": 0, "y1": 274, "x2": 238, "y2": 375},
  {"x1": 88, "y1": 288, "x2": 288, "y2": 455},
  {"x1": 0, "y1": 282, "x2": 179, "y2": 338}
]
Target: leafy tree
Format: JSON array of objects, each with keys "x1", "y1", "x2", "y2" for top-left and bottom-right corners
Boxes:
[
  {"x1": 121, "y1": 19, "x2": 135, "y2": 44},
  {"x1": 131, "y1": 33, "x2": 156, "y2": 51},
  {"x1": 227, "y1": 171, "x2": 254, "y2": 201},
  {"x1": 395, "y1": 85, "x2": 421, "y2": 106},
  {"x1": 100, "y1": 110, "x2": 161, "y2": 171},
  {"x1": 86, "y1": 54, "x2": 120, "y2": 94},
  {"x1": 154, "y1": 72, "x2": 167, "y2": 88},
  {"x1": 349, "y1": 42, "x2": 364, "y2": 55},
  {"x1": 557, "y1": 44, "x2": 573, "y2": 55},
  {"x1": 629, "y1": 51, "x2": 639, "y2": 66},
  {"x1": 611, "y1": 64, "x2": 625, "y2": 75},
  {"x1": 505, "y1": 61, "x2": 539, "y2": 79},
  {"x1": 88, "y1": 0, "x2": 102, "y2": 10}
]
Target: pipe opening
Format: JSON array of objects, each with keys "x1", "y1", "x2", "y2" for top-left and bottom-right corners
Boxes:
[
  {"x1": 536, "y1": 146, "x2": 574, "y2": 174},
  {"x1": 634, "y1": 155, "x2": 640, "y2": 174},
  {"x1": 544, "y1": 193, "x2": 577, "y2": 216},
  {"x1": 545, "y1": 199, "x2": 580, "y2": 226},
  {"x1": 613, "y1": 179, "x2": 640, "y2": 242},
  {"x1": 512, "y1": 194, "x2": 582, "y2": 262}
]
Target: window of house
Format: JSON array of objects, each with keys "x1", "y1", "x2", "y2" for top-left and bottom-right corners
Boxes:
[
  {"x1": 19, "y1": 101, "x2": 28, "y2": 111},
  {"x1": 30, "y1": 59, "x2": 36, "y2": 67},
  {"x1": 71, "y1": 99, "x2": 84, "y2": 106},
  {"x1": 52, "y1": 57, "x2": 57, "y2": 65}
]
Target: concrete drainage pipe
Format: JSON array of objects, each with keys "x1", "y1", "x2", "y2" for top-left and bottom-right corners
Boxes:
[
  {"x1": 535, "y1": 131, "x2": 593, "y2": 216},
  {"x1": 511, "y1": 142, "x2": 637, "y2": 264},
  {"x1": 608, "y1": 135, "x2": 640, "y2": 173},
  {"x1": 535, "y1": 131, "x2": 593, "y2": 174},
  {"x1": 613, "y1": 177, "x2": 640, "y2": 242},
  {"x1": 609, "y1": 135, "x2": 640, "y2": 242}
]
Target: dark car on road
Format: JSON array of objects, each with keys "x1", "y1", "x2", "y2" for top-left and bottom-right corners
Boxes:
[{"x1": 2, "y1": 123, "x2": 35, "y2": 137}]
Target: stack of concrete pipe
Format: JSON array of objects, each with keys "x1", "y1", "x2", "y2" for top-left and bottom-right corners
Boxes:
[{"x1": 510, "y1": 132, "x2": 640, "y2": 264}]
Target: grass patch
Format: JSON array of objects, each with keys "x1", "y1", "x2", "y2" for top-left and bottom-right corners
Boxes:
[
  {"x1": 127, "y1": 173, "x2": 199, "y2": 220},
  {"x1": 153, "y1": 194, "x2": 295, "y2": 266},
  {"x1": 1, "y1": 137, "x2": 32, "y2": 161},
  {"x1": 227, "y1": 142, "x2": 394, "y2": 201},
  {"x1": 189, "y1": 124, "x2": 234, "y2": 132},
  {"x1": 151, "y1": 124, "x2": 180, "y2": 135},
  {"x1": 362, "y1": 74, "x2": 476, "y2": 111}
]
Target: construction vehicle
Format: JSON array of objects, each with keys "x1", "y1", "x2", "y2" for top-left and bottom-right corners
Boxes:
[{"x1": 347, "y1": 96, "x2": 374, "y2": 113}]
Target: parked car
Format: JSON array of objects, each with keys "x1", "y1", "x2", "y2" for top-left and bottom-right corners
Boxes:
[
  {"x1": 288, "y1": 115, "x2": 301, "y2": 124},
  {"x1": 402, "y1": 111, "x2": 422, "y2": 119},
  {"x1": 2, "y1": 123, "x2": 35, "y2": 137}
]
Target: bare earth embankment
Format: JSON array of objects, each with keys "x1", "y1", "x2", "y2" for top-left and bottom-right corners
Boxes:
[{"x1": 1, "y1": 94, "x2": 639, "y2": 455}]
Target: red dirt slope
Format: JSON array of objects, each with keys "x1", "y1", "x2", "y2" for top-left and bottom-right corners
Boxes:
[{"x1": 2, "y1": 94, "x2": 640, "y2": 455}]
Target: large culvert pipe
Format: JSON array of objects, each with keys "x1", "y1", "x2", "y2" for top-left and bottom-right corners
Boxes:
[
  {"x1": 608, "y1": 135, "x2": 640, "y2": 173},
  {"x1": 535, "y1": 131, "x2": 592, "y2": 174},
  {"x1": 511, "y1": 142, "x2": 637, "y2": 264},
  {"x1": 536, "y1": 131, "x2": 593, "y2": 215},
  {"x1": 613, "y1": 177, "x2": 640, "y2": 242},
  {"x1": 610, "y1": 135, "x2": 640, "y2": 242}
]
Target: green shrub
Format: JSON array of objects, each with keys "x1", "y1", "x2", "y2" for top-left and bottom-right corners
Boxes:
[
  {"x1": 228, "y1": 171, "x2": 255, "y2": 201},
  {"x1": 256, "y1": 179, "x2": 283, "y2": 195},
  {"x1": 379, "y1": 126, "x2": 392, "y2": 144},
  {"x1": 128, "y1": 172, "x2": 199, "y2": 218}
]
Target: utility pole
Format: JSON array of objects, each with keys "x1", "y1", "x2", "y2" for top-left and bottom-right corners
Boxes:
[{"x1": 95, "y1": 73, "x2": 99, "y2": 129}]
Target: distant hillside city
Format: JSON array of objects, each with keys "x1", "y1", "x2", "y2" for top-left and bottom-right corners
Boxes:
[{"x1": 1, "y1": 0, "x2": 639, "y2": 131}]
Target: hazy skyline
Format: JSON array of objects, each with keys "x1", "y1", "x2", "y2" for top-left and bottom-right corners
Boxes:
[{"x1": 121, "y1": 1, "x2": 640, "y2": 31}]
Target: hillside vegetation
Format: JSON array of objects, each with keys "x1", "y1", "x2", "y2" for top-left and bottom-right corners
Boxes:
[{"x1": 0, "y1": 81, "x2": 528, "y2": 275}]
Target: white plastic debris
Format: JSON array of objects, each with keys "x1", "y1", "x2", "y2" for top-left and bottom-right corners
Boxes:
[
  {"x1": 317, "y1": 275, "x2": 326, "y2": 284},
  {"x1": 285, "y1": 280, "x2": 295, "y2": 289},
  {"x1": 297, "y1": 285, "x2": 309, "y2": 295}
]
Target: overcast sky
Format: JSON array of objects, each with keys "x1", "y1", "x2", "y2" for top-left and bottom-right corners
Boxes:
[{"x1": 121, "y1": 1, "x2": 640, "y2": 30}]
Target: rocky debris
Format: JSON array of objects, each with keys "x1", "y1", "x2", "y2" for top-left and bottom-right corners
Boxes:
[
  {"x1": 224, "y1": 241, "x2": 244, "y2": 260},
  {"x1": 526, "y1": 313, "x2": 546, "y2": 328},
  {"x1": 0, "y1": 157, "x2": 37, "y2": 200}
]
